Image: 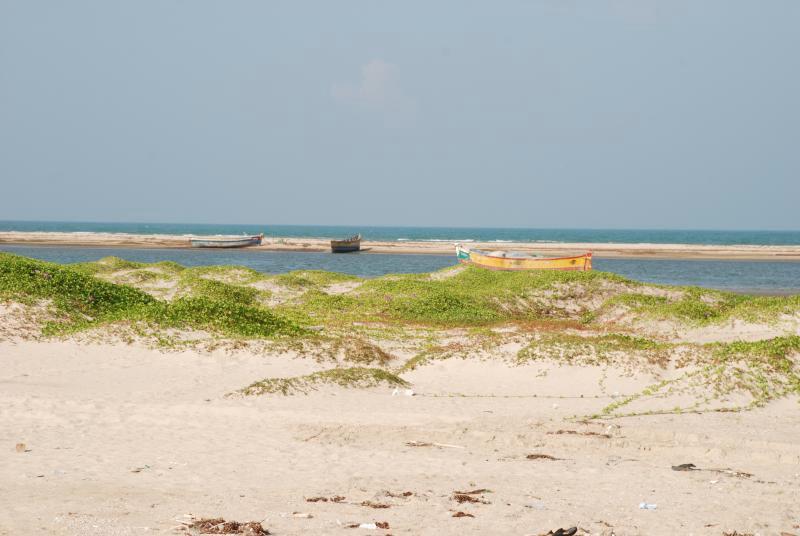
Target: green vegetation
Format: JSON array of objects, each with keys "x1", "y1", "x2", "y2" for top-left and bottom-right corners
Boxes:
[
  {"x1": 328, "y1": 337, "x2": 395, "y2": 365},
  {"x1": 278, "y1": 266, "x2": 633, "y2": 326},
  {"x1": 179, "y1": 264, "x2": 261, "y2": 283},
  {"x1": 5, "y1": 252, "x2": 800, "y2": 337},
  {"x1": 19, "y1": 253, "x2": 800, "y2": 331},
  {"x1": 141, "y1": 297, "x2": 304, "y2": 338},
  {"x1": 0, "y1": 252, "x2": 155, "y2": 321},
  {"x1": 607, "y1": 287, "x2": 800, "y2": 325},
  {"x1": 3, "y1": 251, "x2": 800, "y2": 411},
  {"x1": 703, "y1": 336, "x2": 800, "y2": 405},
  {"x1": 589, "y1": 336, "x2": 800, "y2": 419},
  {"x1": 70, "y1": 256, "x2": 147, "y2": 275},
  {"x1": 176, "y1": 270, "x2": 263, "y2": 305},
  {"x1": 518, "y1": 332, "x2": 672, "y2": 366},
  {"x1": 0, "y1": 253, "x2": 303, "y2": 338},
  {"x1": 238, "y1": 367, "x2": 409, "y2": 396},
  {"x1": 710, "y1": 335, "x2": 800, "y2": 369},
  {"x1": 273, "y1": 269, "x2": 359, "y2": 289}
]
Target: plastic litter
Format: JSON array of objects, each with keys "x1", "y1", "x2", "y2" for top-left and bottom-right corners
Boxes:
[
  {"x1": 639, "y1": 502, "x2": 657, "y2": 510},
  {"x1": 392, "y1": 388, "x2": 415, "y2": 397},
  {"x1": 524, "y1": 500, "x2": 546, "y2": 510}
]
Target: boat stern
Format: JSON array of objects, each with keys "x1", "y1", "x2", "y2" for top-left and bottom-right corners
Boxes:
[{"x1": 455, "y1": 244, "x2": 471, "y2": 262}]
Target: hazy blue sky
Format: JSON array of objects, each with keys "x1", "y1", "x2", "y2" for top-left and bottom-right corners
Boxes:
[{"x1": 1, "y1": 1, "x2": 798, "y2": 229}]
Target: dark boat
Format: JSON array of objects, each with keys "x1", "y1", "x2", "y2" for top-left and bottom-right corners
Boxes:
[{"x1": 330, "y1": 234, "x2": 361, "y2": 253}]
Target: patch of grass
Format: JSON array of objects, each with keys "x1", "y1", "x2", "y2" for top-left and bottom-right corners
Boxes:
[
  {"x1": 120, "y1": 270, "x2": 165, "y2": 284},
  {"x1": 152, "y1": 260, "x2": 186, "y2": 274},
  {"x1": 397, "y1": 338, "x2": 479, "y2": 372},
  {"x1": 139, "y1": 297, "x2": 305, "y2": 338},
  {"x1": 329, "y1": 337, "x2": 395, "y2": 365},
  {"x1": 238, "y1": 367, "x2": 410, "y2": 396},
  {"x1": 0, "y1": 253, "x2": 155, "y2": 321},
  {"x1": 589, "y1": 336, "x2": 800, "y2": 419},
  {"x1": 70, "y1": 256, "x2": 146, "y2": 275},
  {"x1": 518, "y1": 332, "x2": 671, "y2": 366},
  {"x1": 283, "y1": 266, "x2": 634, "y2": 326},
  {"x1": 177, "y1": 273, "x2": 262, "y2": 305},
  {"x1": 182, "y1": 265, "x2": 263, "y2": 284},
  {"x1": 606, "y1": 288, "x2": 800, "y2": 325},
  {"x1": 273, "y1": 270, "x2": 358, "y2": 290},
  {"x1": 701, "y1": 336, "x2": 800, "y2": 405},
  {"x1": 0, "y1": 253, "x2": 304, "y2": 338},
  {"x1": 389, "y1": 286, "x2": 501, "y2": 324},
  {"x1": 710, "y1": 335, "x2": 800, "y2": 371}
]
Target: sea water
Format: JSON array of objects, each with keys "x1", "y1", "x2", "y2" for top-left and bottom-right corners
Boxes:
[{"x1": 1, "y1": 221, "x2": 799, "y2": 246}]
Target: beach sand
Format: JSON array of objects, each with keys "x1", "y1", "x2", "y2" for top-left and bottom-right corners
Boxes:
[
  {"x1": 2, "y1": 231, "x2": 800, "y2": 260},
  {"x1": 2, "y1": 254, "x2": 800, "y2": 535},
  {"x1": 2, "y1": 338, "x2": 799, "y2": 535}
]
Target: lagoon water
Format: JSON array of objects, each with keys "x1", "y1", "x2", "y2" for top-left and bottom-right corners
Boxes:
[
  {"x1": 2, "y1": 221, "x2": 800, "y2": 246},
  {"x1": 2, "y1": 245, "x2": 799, "y2": 294}
]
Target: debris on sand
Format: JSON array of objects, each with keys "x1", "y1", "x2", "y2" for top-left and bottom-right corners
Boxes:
[
  {"x1": 713, "y1": 468, "x2": 753, "y2": 478},
  {"x1": 452, "y1": 491, "x2": 490, "y2": 504},
  {"x1": 15, "y1": 443, "x2": 28, "y2": 453},
  {"x1": 453, "y1": 488, "x2": 490, "y2": 495},
  {"x1": 452, "y1": 511, "x2": 475, "y2": 518},
  {"x1": 360, "y1": 500, "x2": 391, "y2": 509},
  {"x1": 671, "y1": 463, "x2": 752, "y2": 478},
  {"x1": 345, "y1": 521, "x2": 390, "y2": 529},
  {"x1": 187, "y1": 518, "x2": 270, "y2": 535},
  {"x1": 384, "y1": 490, "x2": 413, "y2": 498},
  {"x1": 290, "y1": 512, "x2": 313, "y2": 518},
  {"x1": 671, "y1": 463, "x2": 697, "y2": 471},
  {"x1": 405, "y1": 440, "x2": 465, "y2": 449},
  {"x1": 544, "y1": 528, "x2": 577, "y2": 536},
  {"x1": 306, "y1": 495, "x2": 346, "y2": 503},
  {"x1": 526, "y1": 453, "x2": 558, "y2": 461},
  {"x1": 549, "y1": 430, "x2": 611, "y2": 439}
]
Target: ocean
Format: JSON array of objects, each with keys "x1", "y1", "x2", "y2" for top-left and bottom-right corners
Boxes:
[
  {"x1": 2, "y1": 245, "x2": 799, "y2": 295},
  {"x1": 1, "y1": 220, "x2": 800, "y2": 246}
]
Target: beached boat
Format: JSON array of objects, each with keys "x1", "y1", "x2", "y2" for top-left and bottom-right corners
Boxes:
[
  {"x1": 189, "y1": 234, "x2": 263, "y2": 248},
  {"x1": 330, "y1": 234, "x2": 361, "y2": 253},
  {"x1": 456, "y1": 244, "x2": 592, "y2": 271}
]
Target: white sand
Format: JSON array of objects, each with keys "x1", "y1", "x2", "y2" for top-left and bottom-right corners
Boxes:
[{"x1": 2, "y1": 340, "x2": 799, "y2": 535}]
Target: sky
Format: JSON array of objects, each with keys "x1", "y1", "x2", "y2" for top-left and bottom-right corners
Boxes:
[{"x1": 1, "y1": 1, "x2": 798, "y2": 230}]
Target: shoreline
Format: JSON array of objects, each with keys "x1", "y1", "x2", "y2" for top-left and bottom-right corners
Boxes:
[{"x1": 3, "y1": 231, "x2": 800, "y2": 260}]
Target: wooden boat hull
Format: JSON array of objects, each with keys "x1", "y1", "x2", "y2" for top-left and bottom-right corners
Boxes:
[
  {"x1": 190, "y1": 234, "x2": 263, "y2": 248},
  {"x1": 331, "y1": 235, "x2": 361, "y2": 253},
  {"x1": 456, "y1": 245, "x2": 592, "y2": 271}
]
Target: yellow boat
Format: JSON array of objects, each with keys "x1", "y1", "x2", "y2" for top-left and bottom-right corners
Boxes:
[{"x1": 455, "y1": 244, "x2": 592, "y2": 271}]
